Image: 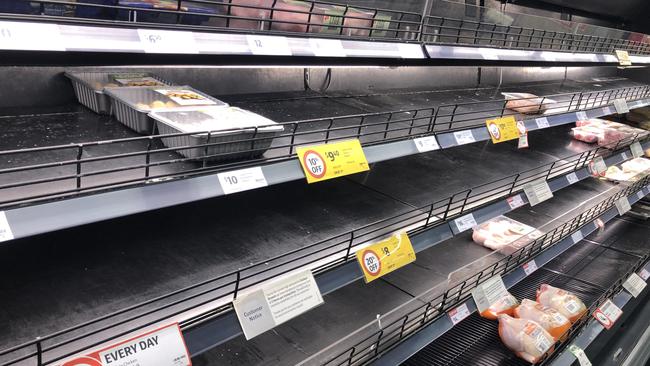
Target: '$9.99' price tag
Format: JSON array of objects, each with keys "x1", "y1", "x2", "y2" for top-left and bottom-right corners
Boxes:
[{"x1": 296, "y1": 139, "x2": 369, "y2": 183}]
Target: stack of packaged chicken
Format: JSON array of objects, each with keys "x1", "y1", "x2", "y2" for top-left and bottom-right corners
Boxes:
[
  {"x1": 472, "y1": 216, "x2": 542, "y2": 254},
  {"x1": 604, "y1": 157, "x2": 650, "y2": 182},
  {"x1": 571, "y1": 118, "x2": 647, "y2": 147},
  {"x1": 478, "y1": 284, "x2": 587, "y2": 363}
]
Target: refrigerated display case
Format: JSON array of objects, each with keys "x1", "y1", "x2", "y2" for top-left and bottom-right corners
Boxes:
[{"x1": 1, "y1": 1, "x2": 650, "y2": 366}]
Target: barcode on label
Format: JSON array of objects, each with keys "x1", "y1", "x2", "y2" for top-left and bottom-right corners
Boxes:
[
  {"x1": 413, "y1": 136, "x2": 440, "y2": 153},
  {"x1": 630, "y1": 142, "x2": 644, "y2": 158},
  {"x1": 218, "y1": 167, "x2": 268, "y2": 195},
  {"x1": 571, "y1": 231, "x2": 584, "y2": 244},
  {"x1": 523, "y1": 260, "x2": 538, "y2": 275},
  {"x1": 566, "y1": 172, "x2": 580, "y2": 185},
  {"x1": 535, "y1": 117, "x2": 550, "y2": 129},
  {"x1": 0, "y1": 212, "x2": 13, "y2": 242},
  {"x1": 565, "y1": 300, "x2": 580, "y2": 313},
  {"x1": 448, "y1": 303, "x2": 471, "y2": 325},
  {"x1": 454, "y1": 213, "x2": 477, "y2": 233},
  {"x1": 623, "y1": 273, "x2": 647, "y2": 298},
  {"x1": 453, "y1": 130, "x2": 476, "y2": 145},
  {"x1": 507, "y1": 194, "x2": 525, "y2": 209},
  {"x1": 614, "y1": 99, "x2": 630, "y2": 114},
  {"x1": 576, "y1": 111, "x2": 588, "y2": 120},
  {"x1": 523, "y1": 179, "x2": 553, "y2": 206},
  {"x1": 615, "y1": 197, "x2": 632, "y2": 216}
]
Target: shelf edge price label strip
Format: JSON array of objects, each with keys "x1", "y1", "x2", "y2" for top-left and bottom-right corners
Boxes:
[
  {"x1": 0, "y1": 21, "x2": 65, "y2": 51},
  {"x1": 471, "y1": 276, "x2": 510, "y2": 317},
  {"x1": 296, "y1": 139, "x2": 369, "y2": 183},
  {"x1": 568, "y1": 345, "x2": 592, "y2": 366},
  {"x1": 453, "y1": 213, "x2": 477, "y2": 233},
  {"x1": 614, "y1": 98, "x2": 630, "y2": 114},
  {"x1": 453, "y1": 130, "x2": 476, "y2": 146},
  {"x1": 523, "y1": 179, "x2": 553, "y2": 207},
  {"x1": 137, "y1": 29, "x2": 198, "y2": 54},
  {"x1": 615, "y1": 50, "x2": 632, "y2": 66},
  {"x1": 356, "y1": 232, "x2": 416, "y2": 283},
  {"x1": 413, "y1": 135, "x2": 440, "y2": 153},
  {"x1": 309, "y1": 38, "x2": 346, "y2": 57},
  {"x1": 571, "y1": 230, "x2": 584, "y2": 244},
  {"x1": 247, "y1": 35, "x2": 292, "y2": 56},
  {"x1": 535, "y1": 117, "x2": 550, "y2": 129},
  {"x1": 566, "y1": 172, "x2": 580, "y2": 185},
  {"x1": 630, "y1": 141, "x2": 644, "y2": 158},
  {"x1": 592, "y1": 299, "x2": 623, "y2": 330},
  {"x1": 615, "y1": 196, "x2": 632, "y2": 216},
  {"x1": 522, "y1": 259, "x2": 538, "y2": 276},
  {"x1": 507, "y1": 194, "x2": 525, "y2": 209},
  {"x1": 448, "y1": 303, "x2": 471, "y2": 325},
  {"x1": 589, "y1": 156, "x2": 607, "y2": 177},
  {"x1": 486, "y1": 116, "x2": 519, "y2": 144},
  {"x1": 217, "y1": 167, "x2": 268, "y2": 195},
  {"x1": 0, "y1": 211, "x2": 14, "y2": 242},
  {"x1": 61, "y1": 323, "x2": 191, "y2": 366},
  {"x1": 622, "y1": 272, "x2": 647, "y2": 298},
  {"x1": 233, "y1": 269, "x2": 323, "y2": 340}
]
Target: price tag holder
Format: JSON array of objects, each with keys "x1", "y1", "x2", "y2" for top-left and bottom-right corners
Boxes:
[
  {"x1": 138, "y1": 29, "x2": 198, "y2": 54},
  {"x1": 630, "y1": 142, "x2": 644, "y2": 158},
  {"x1": 296, "y1": 139, "x2": 369, "y2": 183},
  {"x1": 448, "y1": 303, "x2": 471, "y2": 325},
  {"x1": 615, "y1": 197, "x2": 631, "y2": 216},
  {"x1": 472, "y1": 276, "x2": 509, "y2": 315},
  {"x1": 614, "y1": 99, "x2": 630, "y2": 114},
  {"x1": 621, "y1": 151, "x2": 629, "y2": 160},
  {"x1": 535, "y1": 117, "x2": 550, "y2": 129},
  {"x1": 507, "y1": 194, "x2": 525, "y2": 209},
  {"x1": 233, "y1": 269, "x2": 323, "y2": 340},
  {"x1": 576, "y1": 111, "x2": 588, "y2": 121},
  {"x1": 453, "y1": 130, "x2": 476, "y2": 145},
  {"x1": 615, "y1": 50, "x2": 632, "y2": 66},
  {"x1": 453, "y1": 213, "x2": 477, "y2": 233},
  {"x1": 398, "y1": 43, "x2": 425, "y2": 59},
  {"x1": 522, "y1": 260, "x2": 538, "y2": 276},
  {"x1": 602, "y1": 106, "x2": 612, "y2": 115},
  {"x1": 0, "y1": 21, "x2": 64, "y2": 51},
  {"x1": 523, "y1": 179, "x2": 554, "y2": 207},
  {"x1": 566, "y1": 172, "x2": 580, "y2": 185},
  {"x1": 568, "y1": 345, "x2": 592, "y2": 366},
  {"x1": 571, "y1": 230, "x2": 584, "y2": 244},
  {"x1": 640, "y1": 268, "x2": 650, "y2": 281},
  {"x1": 486, "y1": 116, "x2": 519, "y2": 143},
  {"x1": 309, "y1": 38, "x2": 346, "y2": 57},
  {"x1": 590, "y1": 156, "x2": 607, "y2": 176},
  {"x1": 0, "y1": 212, "x2": 13, "y2": 242},
  {"x1": 638, "y1": 191, "x2": 645, "y2": 200},
  {"x1": 592, "y1": 299, "x2": 622, "y2": 330},
  {"x1": 61, "y1": 323, "x2": 190, "y2": 366},
  {"x1": 217, "y1": 167, "x2": 268, "y2": 195},
  {"x1": 247, "y1": 35, "x2": 292, "y2": 56},
  {"x1": 623, "y1": 273, "x2": 647, "y2": 298},
  {"x1": 413, "y1": 135, "x2": 440, "y2": 153},
  {"x1": 356, "y1": 232, "x2": 416, "y2": 283}
]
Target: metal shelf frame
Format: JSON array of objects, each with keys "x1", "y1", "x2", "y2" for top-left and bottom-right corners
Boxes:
[
  {"x1": 1, "y1": 135, "x2": 647, "y2": 366},
  {"x1": 2, "y1": 84, "x2": 650, "y2": 243}
]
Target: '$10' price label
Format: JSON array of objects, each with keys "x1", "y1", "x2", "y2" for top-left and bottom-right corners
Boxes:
[{"x1": 297, "y1": 139, "x2": 369, "y2": 183}]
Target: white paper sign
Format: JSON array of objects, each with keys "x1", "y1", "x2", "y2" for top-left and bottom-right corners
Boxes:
[
  {"x1": 0, "y1": 21, "x2": 64, "y2": 51},
  {"x1": 623, "y1": 273, "x2": 647, "y2": 298},
  {"x1": 448, "y1": 303, "x2": 471, "y2": 325},
  {"x1": 310, "y1": 38, "x2": 346, "y2": 57},
  {"x1": 593, "y1": 299, "x2": 622, "y2": 330},
  {"x1": 0, "y1": 212, "x2": 13, "y2": 242},
  {"x1": 630, "y1": 142, "x2": 644, "y2": 158},
  {"x1": 535, "y1": 117, "x2": 550, "y2": 129},
  {"x1": 454, "y1": 213, "x2": 477, "y2": 233},
  {"x1": 523, "y1": 260, "x2": 538, "y2": 275},
  {"x1": 566, "y1": 172, "x2": 580, "y2": 185},
  {"x1": 413, "y1": 136, "x2": 440, "y2": 153},
  {"x1": 218, "y1": 167, "x2": 268, "y2": 195},
  {"x1": 472, "y1": 276, "x2": 509, "y2": 314},
  {"x1": 247, "y1": 35, "x2": 291, "y2": 56},
  {"x1": 568, "y1": 345, "x2": 592, "y2": 366},
  {"x1": 138, "y1": 29, "x2": 198, "y2": 54},
  {"x1": 453, "y1": 130, "x2": 476, "y2": 145},
  {"x1": 507, "y1": 194, "x2": 525, "y2": 209},
  {"x1": 233, "y1": 269, "x2": 323, "y2": 340},
  {"x1": 61, "y1": 324, "x2": 190, "y2": 366},
  {"x1": 523, "y1": 179, "x2": 554, "y2": 206},
  {"x1": 614, "y1": 98, "x2": 630, "y2": 114},
  {"x1": 615, "y1": 197, "x2": 632, "y2": 216},
  {"x1": 576, "y1": 111, "x2": 588, "y2": 120},
  {"x1": 621, "y1": 151, "x2": 629, "y2": 160},
  {"x1": 571, "y1": 230, "x2": 584, "y2": 244}
]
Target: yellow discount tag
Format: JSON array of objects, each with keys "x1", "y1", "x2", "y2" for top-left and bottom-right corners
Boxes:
[
  {"x1": 296, "y1": 139, "x2": 369, "y2": 183},
  {"x1": 356, "y1": 232, "x2": 416, "y2": 283},
  {"x1": 615, "y1": 50, "x2": 631, "y2": 66},
  {"x1": 486, "y1": 115, "x2": 520, "y2": 143}
]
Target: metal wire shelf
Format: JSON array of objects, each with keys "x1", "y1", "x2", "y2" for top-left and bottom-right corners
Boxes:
[
  {"x1": 0, "y1": 128, "x2": 644, "y2": 366},
  {"x1": 2, "y1": 84, "x2": 649, "y2": 209}
]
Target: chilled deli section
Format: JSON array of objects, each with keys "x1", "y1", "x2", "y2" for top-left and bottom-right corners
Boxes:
[{"x1": 1, "y1": 1, "x2": 650, "y2": 366}]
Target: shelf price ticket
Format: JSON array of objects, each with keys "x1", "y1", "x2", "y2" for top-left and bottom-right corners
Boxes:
[
  {"x1": 592, "y1": 299, "x2": 622, "y2": 330},
  {"x1": 615, "y1": 50, "x2": 632, "y2": 66},
  {"x1": 486, "y1": 116, "x2": 520, "y2": 143},
  {"x1": 61, "y1": 324, "x2": 191, "y2": 366},
  {"x1": 356, "y1": 232, "x2": 416, "y2": 283},
  {"x1": 297, "y1": 139, "x2": 369, "y2": 183}
]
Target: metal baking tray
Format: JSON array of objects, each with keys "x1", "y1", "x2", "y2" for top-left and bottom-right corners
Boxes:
[
  {"x1": 65, "y1": 71, "x2": 170, "y2": 115},
  {"x1": 105, "y1": 86, "x2": 228, "y2": 134},
  {"x1": 149, "y1": 107, "x2": 284, "y2": 161}
]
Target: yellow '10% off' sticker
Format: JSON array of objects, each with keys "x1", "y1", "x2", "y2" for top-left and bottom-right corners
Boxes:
[{"x1": 296, "y1": 139, "x2": 369, "y2": 183}]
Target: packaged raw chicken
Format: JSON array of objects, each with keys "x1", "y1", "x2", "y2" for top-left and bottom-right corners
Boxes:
[
  {"x1": 622, "y1": 157, "x2": 650, "y2": 173},
  {"x1": 514, "y1": 299, "x2": 571, "y2": 340},
  {"x1": 603, "y1": 166, "x2": 636, "y2": 182},
  {"x1": 498, "y1": 314, "x2": 555, "y2": 364},
  {"x1": 472, "y1": 216, "x2": 541, "y2": 253},
  {"x1": 536, "y1": 284, "x2": 587, "y2": 323},
  {"x1": 502, "y1": 92, "x2": 557, "y2": 115},
  {"x1": 480, "y1": 292, "x2": 519, "y2": 320}
]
